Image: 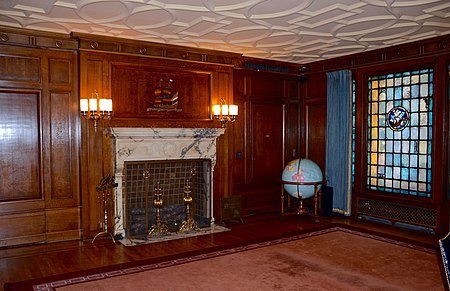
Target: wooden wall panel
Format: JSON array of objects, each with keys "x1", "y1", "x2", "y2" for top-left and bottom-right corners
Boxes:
[
  {"x1": 285, "y1": 102, "x2": 300, "y2": 163},
  {"x1": 232, "y1": 98, "x2": 247, "y2": 186},
  {"x1": 0, "y1": 43, "x2": 79, "y2": 247},
  {"x1": 305, "y1": 73, "x2": 326, "y2": 100},
  {"x1": 0, "y1": 55, "x2": 40, "y2": 83},
  {"x1": 0, "y1": 212, "x2": 46, "y2": 247},
  {"x1": 48, "y1": 92, "x2": 73, "y2": 200},
  {"x1": 301, "y1": 71, "x2": 327, "y2": 166},
  {"x1": 46, "y1": 207, "x2": 81, "y2": 241},
  {"x1": 0, "y1": 90, "x2": 41, "y2": 201},
  {"x1": 305, "y1": 101, "x2": 327, "y2": 173},
  {"x1": 249, "y1": 74, "x2": 285, "y2": 99},
  {"x1": 48, "y1": 59, "x2": 71, "y2": 84}
]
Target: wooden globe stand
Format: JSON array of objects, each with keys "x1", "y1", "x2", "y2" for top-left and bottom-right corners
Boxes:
[{"x1": 280, "y1": 180, "x2": 323, "y2": 223}]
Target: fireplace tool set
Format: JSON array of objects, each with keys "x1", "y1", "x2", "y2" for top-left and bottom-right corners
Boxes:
[{"x1": 92, "y1": 175, "x2": 118, "y2": 244}]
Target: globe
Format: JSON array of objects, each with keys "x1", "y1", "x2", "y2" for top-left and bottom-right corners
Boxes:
[{"x1": 281, "y1": 158, "x2": 323, "y2": 199}]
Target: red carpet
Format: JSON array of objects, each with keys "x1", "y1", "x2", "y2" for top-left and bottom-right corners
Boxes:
[{"x1": 5, "y1": 226, "x2": 444, "y2": 291}]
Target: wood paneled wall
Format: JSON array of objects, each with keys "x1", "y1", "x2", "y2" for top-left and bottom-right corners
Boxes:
[{"x1": 0, "y1": 42, "x2": 79, "y2": 247}]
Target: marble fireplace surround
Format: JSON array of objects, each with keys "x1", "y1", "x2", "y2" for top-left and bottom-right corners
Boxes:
[{"x1": 111, "y1": 127, "x2": 225, "y2": 238}]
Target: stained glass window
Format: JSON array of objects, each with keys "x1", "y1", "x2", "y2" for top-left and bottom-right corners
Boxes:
[{"x1": 367, "y1": 69, "x2": 433, "y2": 197}]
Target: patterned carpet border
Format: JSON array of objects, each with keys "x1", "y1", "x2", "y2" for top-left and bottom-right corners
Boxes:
[{"x1": 31, "y1": 226, "x2": 436, "y2": 291}]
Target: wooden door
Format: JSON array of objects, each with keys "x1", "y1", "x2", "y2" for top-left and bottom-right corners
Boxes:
[{"x1": 251, "y1": 102, "x2": 284, "y2": 183}]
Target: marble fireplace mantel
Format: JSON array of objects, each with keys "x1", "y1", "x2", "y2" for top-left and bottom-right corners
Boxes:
[{"x1": 111, "y1": 127, "x2": 225, "y2": 237}]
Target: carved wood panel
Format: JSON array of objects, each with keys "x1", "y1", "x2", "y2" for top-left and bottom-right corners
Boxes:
[{"x1": 111, "y1": 64, "x2": 211, "y2": 119}]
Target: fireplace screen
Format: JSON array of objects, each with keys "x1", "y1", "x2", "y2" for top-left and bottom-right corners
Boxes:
[{"x1": 124, "y1": 159, "x2": 211, "y2": 238}]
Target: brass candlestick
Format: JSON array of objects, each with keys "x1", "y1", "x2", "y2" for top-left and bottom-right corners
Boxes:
[
  {"x1": 148, "y1": 182, "x2": 168, "y2": 237},
  {"x1": 178, "y1": 179, "x2": 199, "y2": 233}
]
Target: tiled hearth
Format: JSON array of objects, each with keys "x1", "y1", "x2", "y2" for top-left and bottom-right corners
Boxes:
[{"x1": 111, "y1": 128, "x2": 225, "y2": 238}]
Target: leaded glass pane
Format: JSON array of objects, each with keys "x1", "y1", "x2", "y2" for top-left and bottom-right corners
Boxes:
[{"x1": 366, "y1": 68, "x2": 433, "y2": 197}]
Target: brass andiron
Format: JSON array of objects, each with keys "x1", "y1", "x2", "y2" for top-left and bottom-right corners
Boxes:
[
  {"x1": 148, "y1": 182, "x2": 169, "y2": 237},
  {"x1": 178, "y1": 179, "x2": 199, "y2": 233},
  {"x1": 92, "y1": 175, "x2": 118, "y2": 244}
]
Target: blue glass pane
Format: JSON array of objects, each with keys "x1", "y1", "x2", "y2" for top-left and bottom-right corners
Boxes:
[
  {"x1": 402, "y1": 154, "x2": 409, "y2": 166},
  {"x1": 410, "y1": 169, "x2": 417, "y2": 180},
  {"x1": 402, "y1": 99, "x2": 410, "y2": 111},
  {"x1": 394, "y1": 141, "x2": 401, "y2": 153},
  {"x1": 410, "y1": 113, "x2": 418, "y2": 126},
  {"x1": 420, "y1": 84, "x2": 428, "y2": 97},
  {"x1": 410, "y1": 155, "x2": 417, "y2": 167},
  {"x1": 386, "y1": 128, "x2": 393, "y2": 139},
  {"x1": 411, "y1": 127, "x2": 418, "y2": 139},
  {"x1": 386, "y1": 88, "x2": 394, "y2": 100},
  {"x1": 409, "y1": 142, "x2": 416, "y2": 153},
  {"x1": 402, "y1": 127, "x2": 410, "y2": 139},
  {"x1": 394, "y1": 154, "x2": 401, "y2": 166},
  {"x1": 379, "y1": 102, "x2": 386, "y2": 113},
  {"x1": 379, "y1": 128, "x2": 386, "y2": 139},
  {"x1": 411, "y1": 99, "x2": 419, "y2": 112},
  {"x1": 395, "y1": 87, "x2": 402, "y2": 99},
  {"x1": 411, "y1": 85, "x2": 419, "y2": 98},
  {"x1": 386, "y1": 153, "x2": 393, "y2": 164},
  {"x1": 386, "y1": 167, "x2": 392, "y2": 178}
]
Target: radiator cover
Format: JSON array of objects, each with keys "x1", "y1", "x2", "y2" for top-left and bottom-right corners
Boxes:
[{"x1": 356, "y1": 198, "x2": 438, "y2": 228}]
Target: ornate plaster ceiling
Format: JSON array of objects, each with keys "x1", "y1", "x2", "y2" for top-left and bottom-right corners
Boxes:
[{"x1": 0, "y1": 0, "x2": 449, "y2": 64}]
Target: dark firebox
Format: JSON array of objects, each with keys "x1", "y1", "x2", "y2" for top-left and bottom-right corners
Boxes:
[{"x1": 124, "y1": 159, "x2": 211, "y2": 238}]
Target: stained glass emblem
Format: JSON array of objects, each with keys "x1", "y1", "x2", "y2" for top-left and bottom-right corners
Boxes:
[{"x1": 387, "y1": 106, "x2": 410, "y2": 131}]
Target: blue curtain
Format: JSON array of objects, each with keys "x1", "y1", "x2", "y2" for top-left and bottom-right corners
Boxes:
[{"x1": 326, "y1": 70, "x2": 352, "y2": 215}]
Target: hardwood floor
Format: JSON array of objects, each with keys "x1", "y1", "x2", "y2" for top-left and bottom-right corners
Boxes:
[{"x1": 0, "y1": 212, "x2": 445, "y2": 291}]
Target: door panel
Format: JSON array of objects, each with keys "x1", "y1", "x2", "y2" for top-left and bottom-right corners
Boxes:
[{"x1": 251, "y1": 103, "x2": 284, "y2": 183}]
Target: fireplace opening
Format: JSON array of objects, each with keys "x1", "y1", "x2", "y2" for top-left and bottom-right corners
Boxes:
[{"x1": 124, "y1": 159, "x2": 211, "y2": 238}]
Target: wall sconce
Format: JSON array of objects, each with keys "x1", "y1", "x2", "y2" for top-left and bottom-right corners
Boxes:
[
  {"x1": 80, "y1": 90, "x2": 112, "y2": 131},
  {"x1": 213, "y1": 97, "x2": 238, "y2": 127}
]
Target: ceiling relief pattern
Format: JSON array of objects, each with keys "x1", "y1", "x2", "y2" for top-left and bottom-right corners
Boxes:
[{"x1": 0, "y1": 0, "x2": 449, "y2": 64}]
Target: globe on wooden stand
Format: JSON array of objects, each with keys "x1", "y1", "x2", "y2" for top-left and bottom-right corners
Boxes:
[{"x1": 280, "y1": 158, "x2": 323, "y2": 222}]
